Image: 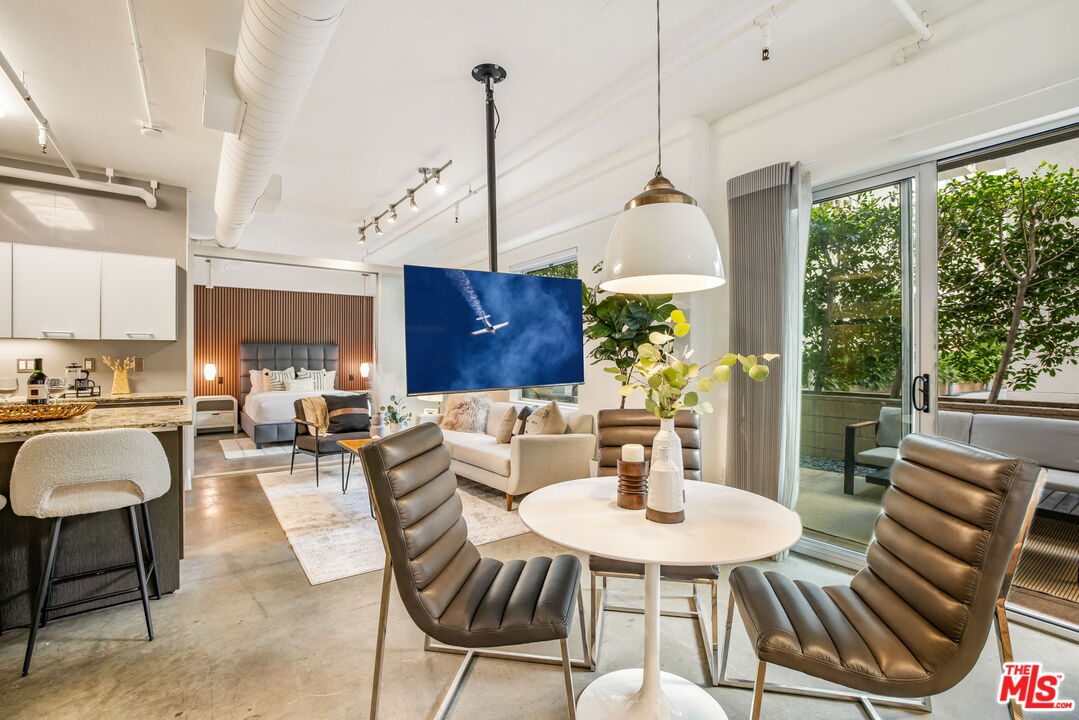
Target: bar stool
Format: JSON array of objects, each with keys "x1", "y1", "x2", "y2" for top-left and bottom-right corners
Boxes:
[{"x1": 10, "y1": 428, "x2": 169, "y2": 676}]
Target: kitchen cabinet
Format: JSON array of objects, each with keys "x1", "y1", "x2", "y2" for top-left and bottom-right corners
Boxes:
[
  {"x1": 0, "y1": 243, "x2": 11, "y2": 338},
  {"x1": 12, "y1": 244, "x2": 101, "y2": 339},
  {"x1": 101, "y1": 252, "x2": 177, "y2": 341}
]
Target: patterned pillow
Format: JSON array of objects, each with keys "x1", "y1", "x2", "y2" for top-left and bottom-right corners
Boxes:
[
  {"x1": 262, "y1": 367, "x2": 295, "y2": 391},
  {"x1": 323, "y1": 393, "x2": 371, "y2": 434},
  {"x1": 524, "y1": 401, "x2": 567, "y2": 435},
  {"x1": 298, "y1": 367, "x2": 336, "y2": 391}
]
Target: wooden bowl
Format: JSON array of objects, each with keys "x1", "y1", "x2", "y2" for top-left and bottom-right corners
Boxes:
[{"x1": 0, "y1": 402, "x2": 97, "y2": 423}]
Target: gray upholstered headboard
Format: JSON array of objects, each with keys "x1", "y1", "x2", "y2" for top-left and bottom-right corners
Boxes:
[{"x1": 239, "y1": 342, "x2": 339, "y2": 406}]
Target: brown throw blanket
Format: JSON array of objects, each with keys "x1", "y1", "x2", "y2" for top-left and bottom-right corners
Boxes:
[{"x1": 300, "y1": 396, "x2": 329, "y2": 434}]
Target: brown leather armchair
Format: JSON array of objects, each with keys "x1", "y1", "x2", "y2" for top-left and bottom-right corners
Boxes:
[
  {"x1": 589, "y1": 409, "x2": 720, "y2": 683},
  {"x1": 358, "y1": 423, "x2": 589, "y2": 719},
  {"x1": 722, "y1": 433, "x2": 1043, "y2": 720}
]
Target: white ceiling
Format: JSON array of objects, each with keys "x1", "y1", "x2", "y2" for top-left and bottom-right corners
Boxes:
[{"x1": 0, "y1": 0, "x2": 982, "y2": 262}]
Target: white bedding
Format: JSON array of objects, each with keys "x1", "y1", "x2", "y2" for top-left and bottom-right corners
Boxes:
[{"x1": 242, "y1": 389, "x2": 353, "y2": 425}]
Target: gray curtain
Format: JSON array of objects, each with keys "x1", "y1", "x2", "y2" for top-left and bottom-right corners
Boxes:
[{"x1": 725, "y1": 162, "x2": 809, "y2": 511}]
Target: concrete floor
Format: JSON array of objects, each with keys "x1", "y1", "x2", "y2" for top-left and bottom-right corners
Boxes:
[{"x1": 1, "y1": 471, "x2": 1077, "y2": 719}]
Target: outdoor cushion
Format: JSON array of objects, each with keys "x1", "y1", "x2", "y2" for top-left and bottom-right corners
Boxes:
[
  {"x1": 857, "y1": 445, "x2": 898, "y2": 468},
  {"x1": 1045, "y1": 468, "x2": 1079, "y2": 495},
  {"x1": 875, "y1": 407, "x2": 902, "y2": 448},
  {"x1": 970, "y1": 414, "x2": 1079, "y2": 473},
  {"x1": 937, "y1": 410, "x2": 973, "y2": 443}
]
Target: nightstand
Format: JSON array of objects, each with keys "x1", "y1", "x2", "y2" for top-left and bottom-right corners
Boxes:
[{"x1": 194, "y1": 394, "x2": 238, "y2": 434}]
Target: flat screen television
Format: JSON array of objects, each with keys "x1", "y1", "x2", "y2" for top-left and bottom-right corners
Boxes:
[{"x1": 403, "y1": 264, "x2": 585, "y2": 395}]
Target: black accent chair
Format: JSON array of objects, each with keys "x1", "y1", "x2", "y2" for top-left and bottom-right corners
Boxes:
[{"x1": 291, "y1": 395, "x2": 375, "y2": 491}]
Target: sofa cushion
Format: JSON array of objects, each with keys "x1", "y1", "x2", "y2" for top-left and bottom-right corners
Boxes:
[
  {"x1": 445, "y1": 430, "x2": 512, "y2": 477},
  {"x1": 1045, "y1": 468, "x2": 1079, "y2": 495},
  {"x1": 857, "y1": 445, "x2": 898, "y2": 468},
  {"x1": 970, "y1": 414, "x2": 1079, "y2": 473}
]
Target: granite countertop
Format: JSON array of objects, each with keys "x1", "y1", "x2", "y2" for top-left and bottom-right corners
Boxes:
[
  {"x1": 9, "y1": 391, "x2": 188, "y2": 403},
  {"x1": 0, "y1": 405, "x2": 193, "y2": 440}
]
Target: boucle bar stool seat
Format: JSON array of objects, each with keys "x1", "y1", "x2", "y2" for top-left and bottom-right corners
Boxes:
[{"x1": 10, "y1": 428, "x2": 170, "y2": 675}]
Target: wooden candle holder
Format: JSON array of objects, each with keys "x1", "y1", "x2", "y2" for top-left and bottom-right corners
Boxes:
[{"x1": 617, "y1": 459, "x2": 648, "y2": 510}]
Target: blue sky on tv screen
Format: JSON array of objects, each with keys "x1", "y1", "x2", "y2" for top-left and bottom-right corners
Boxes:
[{"x1": 404, "y1": 265, "x2": 585, "y2": 395}]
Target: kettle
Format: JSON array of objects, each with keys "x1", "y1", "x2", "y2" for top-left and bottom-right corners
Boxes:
[{"x1": 65, "y1": 363, "x2": 88, "y2": 389}]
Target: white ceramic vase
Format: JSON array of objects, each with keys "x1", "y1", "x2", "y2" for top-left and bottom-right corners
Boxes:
[{"x1": 646, "y1": 417, "x2": 685, "y2": 523}]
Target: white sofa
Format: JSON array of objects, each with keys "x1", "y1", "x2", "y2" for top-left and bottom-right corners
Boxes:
[{"x1": 423, "y1": 401, "x2": 596, "y2": 510}]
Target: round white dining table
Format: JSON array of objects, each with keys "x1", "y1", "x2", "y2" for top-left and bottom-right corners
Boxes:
[{"x1": 519, "y1": 477, "x2": 802, "y2": 720}]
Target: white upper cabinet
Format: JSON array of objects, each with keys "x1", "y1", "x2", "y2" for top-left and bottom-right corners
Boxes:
[
  {"x1": 100, "y1": 252, "x2": 177, "y2": 341},
  {"x1": 13, "y1": 244, "x2": 102, "y2": 339},
  {"x1": 0, "y1": 243, "x2": 11, "y2": 338}
]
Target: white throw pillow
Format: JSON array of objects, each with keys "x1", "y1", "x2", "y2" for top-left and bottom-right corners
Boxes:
[
  {"x1": 298, "y1": 367, "x2": 336, "y2": 391},
  {"x1": 286, "y1": 376, "x2": 315, "y2": 391},
  {"x1": 248, "y1": 369, "x2": 265, "y2": 394},
  {"x1": 262, "y1": 367, "x2": 295, "y2": 391}
]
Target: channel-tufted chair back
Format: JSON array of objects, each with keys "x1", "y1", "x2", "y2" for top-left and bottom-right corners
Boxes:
[
  {"x1": 854, "y1": 434, "x2": 1041, "y2": 694},
  {"x1": 358, "y1": 423, "x2": 481, "y2": 641},
  {"x1": 597, "y1": 409, "x2": 701, "y2": 480}
]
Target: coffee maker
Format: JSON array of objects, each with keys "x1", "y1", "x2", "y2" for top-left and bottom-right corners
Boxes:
[{"x1": 64, "y1": 363, "x2": 84, "y2": 389}]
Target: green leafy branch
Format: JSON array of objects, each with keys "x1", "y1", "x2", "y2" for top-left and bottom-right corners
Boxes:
[{"x1": 619, "y1": 310, "x2": 778, "y2": 419}]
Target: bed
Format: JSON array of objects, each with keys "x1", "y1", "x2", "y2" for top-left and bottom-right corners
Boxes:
[{"x1": 238, "y1": 342, "x2": 362, "y2": 447}]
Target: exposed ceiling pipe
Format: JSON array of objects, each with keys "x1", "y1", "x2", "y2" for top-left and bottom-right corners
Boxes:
[
  {"x1": 0, "y1": 49, "x2": 80, "y2": 179},
  {"x1": 124, "y1": 0, "x2": 161, "y2": 136},
  {"x1": 887, "y1": 0, "x2": 933, "y2": 41},
  {"x1": 0, "y1": 164, "x2": 158, "y2": 208},
  {"x1": 212, "y1": 0, "x2": 348, "y2": 248}
]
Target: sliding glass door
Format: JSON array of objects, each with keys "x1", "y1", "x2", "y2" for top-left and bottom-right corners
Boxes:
[{"x1": 795, "y1": 165, "x2": 937, "y2": 562}]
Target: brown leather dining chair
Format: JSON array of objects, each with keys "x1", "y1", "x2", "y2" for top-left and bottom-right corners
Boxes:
[
  {"x1": 588, "y1": 409, "x2": 722, "y2": 683},
  {"x1": 721, "y1": 433, "x2": 1044, "y2": 720},
  {"x1": 357, "y1": 423, "x2": 589, "y2": 720}
]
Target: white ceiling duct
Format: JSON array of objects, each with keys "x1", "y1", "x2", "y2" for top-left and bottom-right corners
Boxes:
[{"x1": 212, "y1": 0, "x2": 347, "y2": 248}]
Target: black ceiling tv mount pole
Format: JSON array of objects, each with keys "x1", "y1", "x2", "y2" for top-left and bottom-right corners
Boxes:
[{"x1": 472, "y1": 63, "x2": 506, "y2": 272}]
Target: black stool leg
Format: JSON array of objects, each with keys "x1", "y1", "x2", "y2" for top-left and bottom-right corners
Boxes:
[
  {"x1": 290, "y1": 436, "x2": 297, "y2": 473},
  {"x1": 139, "y1": 503, "x2": 161, "y2": 601},
  {"x1": 344, "y1": 453, "x2": 353, "y2": 494},
  {"x1": 23, "y1": 517, "x2": 62, "y2": 676},
  {"x1": 127, "y1": 506, "x2": 153, "y2": 641},
  {"x1": 315, "y1": 450, "x2": 320, "y2": 487}
]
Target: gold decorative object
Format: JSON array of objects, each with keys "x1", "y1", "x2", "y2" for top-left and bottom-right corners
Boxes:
[
  {"x1": 102, "y1": 356, "x2": 135, "y2": 395},
  {"x1": 0, "y1": 402, "x2": 96, "y2": 423}
]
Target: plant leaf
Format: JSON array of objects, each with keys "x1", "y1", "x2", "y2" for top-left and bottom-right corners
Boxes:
[
  {"x1": 683, "y1": 391, "x2": 699, "y2": 407},
  {"x1": 713, "y1": 365, "x2": 732, "y2": 383},
  {"x1": 673, "y1": 322, "x2": 690, "y2": 337},
  {"x1": 670, "y1": 309, "x2": 686, "y2": 324},
  {"x1": 761, "y1": 353, "x2": 781, "y2": 361},
  {"x1": 749, "y1": 365, "x2": 770, "y2": 382},
  {"x1": 649, "y1": 331, "x2": 673, "y2": 345}
]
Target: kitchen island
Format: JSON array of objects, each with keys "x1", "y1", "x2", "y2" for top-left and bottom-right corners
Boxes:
[{"x1": 0, "y1": 404, "x2": 191, "y2": 631}]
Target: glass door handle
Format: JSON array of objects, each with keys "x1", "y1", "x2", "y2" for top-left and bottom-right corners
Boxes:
[{"x1": 911, "y1": 373, "x2": 931, "y2": 413}]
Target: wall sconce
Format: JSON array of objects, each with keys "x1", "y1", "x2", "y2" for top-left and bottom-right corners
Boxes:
[
  {"x1": 203, "y1": 363, "x2": 217, "y2": 382},
  {"x1": 359, "y1": 362, "x2": 371, "y2": 379}
]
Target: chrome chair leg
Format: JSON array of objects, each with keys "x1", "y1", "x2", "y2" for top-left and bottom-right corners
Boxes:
[
  {"x1": 576, "y1": 586, "x2": 590, "y2": 671},
  {"x1": 751, "y1": 660, "x2": 767, "y2": 720},
  {"x1": 710, "y1": 579, "x2": 719, "y2": 685},
  {"x1": 560, "y1": 637, "x2": 577, "y2": 720},
  {"x1": 995, "y1": 600, "x2": 1023, "y2": 720},
  {"x1": 370, "y1": 555, "x2": 393, "y2": 720}
]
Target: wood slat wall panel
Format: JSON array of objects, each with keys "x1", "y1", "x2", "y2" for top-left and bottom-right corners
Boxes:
[{"x1": 193, "y1": 286, "x2": 374, "y2": 402}]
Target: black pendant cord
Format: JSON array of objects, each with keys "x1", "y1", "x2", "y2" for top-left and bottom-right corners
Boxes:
[
  {"x1": 484, "y1": 77, "x2": 498, "y2": 272},
  {"x1": 655, "y1": 0, "x2": 662, "y2": 178}
]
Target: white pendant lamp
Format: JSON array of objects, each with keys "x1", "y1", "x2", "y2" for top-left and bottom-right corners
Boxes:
[{"x1": 600, "y1": 0, "x2": 724, "y2": 295}]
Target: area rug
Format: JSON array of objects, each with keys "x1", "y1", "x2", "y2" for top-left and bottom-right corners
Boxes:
[
  {"x1": 257, "y1": 466, "x2": 530, "y2": 585},
  {"x1": 220, "y1": 437, "x2": 291, "y2": 459}
]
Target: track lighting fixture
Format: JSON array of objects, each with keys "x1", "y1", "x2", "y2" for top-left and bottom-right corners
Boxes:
[
  {"x1": 358, "y1": 158, "x2": 452, "y2": 240},
  {"x1": 754, "y1": 7, "x2": 776, "y2": 62},
  {"x1": 37, "y1": 123, "x2": 48, "y2": 153},
  {"x1": 358, "y1": 227, "x2": 366, "y2": 244}
]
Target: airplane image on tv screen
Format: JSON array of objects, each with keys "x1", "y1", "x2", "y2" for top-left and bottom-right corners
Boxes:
[{"x1": 471, "y1": 314, "x2": 509, "y2": 335}]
